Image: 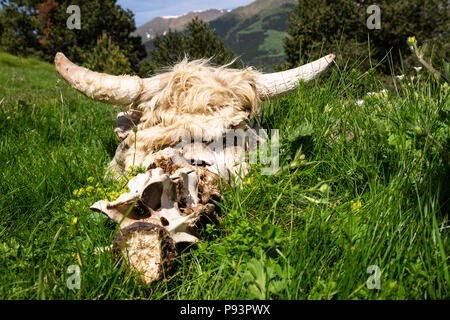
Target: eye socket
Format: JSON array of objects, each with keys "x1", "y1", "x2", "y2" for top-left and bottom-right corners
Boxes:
[
  {"x1": 160, "y1": 217, "x2": 169, "y2": 226},
  {"x1": 130, "y1": 200, "x2": 151, "y2": 219},
  {"x1": 141, "y1": 182, "x2": 163, "y2": 211}
]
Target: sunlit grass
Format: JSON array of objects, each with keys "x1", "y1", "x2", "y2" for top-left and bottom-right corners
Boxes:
[{"x1": 0, "y1": 51, "x2": 448, "y2": 299}]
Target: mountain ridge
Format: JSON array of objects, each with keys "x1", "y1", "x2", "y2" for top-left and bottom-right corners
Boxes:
[
  {"x1": 135, "y1": 0, "x2": 297, "y2": 70},
  {"x1": 133, "y1": 9, "x2": 229, "y2": 41},
  {"x1": 210, "y1": 0, "x2": 296, "y2": 69}
]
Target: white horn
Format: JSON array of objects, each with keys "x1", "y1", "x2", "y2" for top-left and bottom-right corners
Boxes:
[
  {"x1": 54, "y1": 52, "x2": 143, "y2": 105},
  {"x1": 255, "y1": 53, "x2": 335, "y2": 100}
]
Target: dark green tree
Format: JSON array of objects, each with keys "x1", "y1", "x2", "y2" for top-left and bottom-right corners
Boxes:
[
  {"x1": 137, "y1": 59, "x2": 157, "y2": 78},
  {"x1": 284, "y1": 0, "x2": 449, "y2": 73},
  {"x1": 284, "y1": 0, "x2": 364, "y2": 67},
  {"x1": 149, "y1": 17, "x2": 238, "y2": 70},
  {"x1": 150, "y1": 29, "x2": 185, "y2": 68},
  {"x1": 0, "y1": 0, "x2": 41, "y2": 57},
  {"x1": 37, "y1": 0, "x2": 146, "y2": 72},
  {"x1": 79, "y1": 32, "x2": 132, "y2": 75},
  {"x1": 0, "y1": 0, "x2": 146, "y2": 72}
]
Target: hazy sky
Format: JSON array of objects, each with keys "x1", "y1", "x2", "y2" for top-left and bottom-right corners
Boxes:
[{"x1": 117, "y1": 0, "x2": 255, "y2": 27}]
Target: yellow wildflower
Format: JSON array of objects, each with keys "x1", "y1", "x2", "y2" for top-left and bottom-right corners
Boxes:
[
  {"x1": 77, "y1": 253, "x2": 82, "y2": 267},
  {"x1": 243, "y1": 177, "x2": 253, "y2": 185},
  {"x1": 87, "y1": 176, "x2": 94, "y2": 183},
  {"x1": 407, "y1": 36, "x2": 416, "y2": 45},
  {"x1": 85, "y1": 186, "x2": 94, "y2": 195},
  {"x1": 73, "y1": 188, "x2": 84, "y2": 197},
  {"x1": 71, "y1": 217, "x2": 78, "y2": 225},
  {"x1": 108, "y1": 170, "x2": 117, "y2": 177},
  {"x1": 72, "y1": 253, "x2": 82, "y2": 267},
  {"x1": 350, "y1": 200, "x2": 362, "y2": 212},
  {"x1": 119, "y1": 187, "x2": 130, "y2": 194}
]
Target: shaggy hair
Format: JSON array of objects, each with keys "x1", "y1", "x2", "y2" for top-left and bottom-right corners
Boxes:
[{"x1": 110, "y1": 58, "x2": 262, "y2": 174}]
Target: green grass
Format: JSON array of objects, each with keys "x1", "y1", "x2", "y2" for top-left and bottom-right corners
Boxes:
[{"x1": 0, "y1": 51, "x2": 449, "y2": 299}]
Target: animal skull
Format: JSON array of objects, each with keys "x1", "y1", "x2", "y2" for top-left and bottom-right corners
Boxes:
[
  {"x1": 55, "y1": 52, "x2": 335, "y2": 283},
  {"x1": 91, "y1": 157, "x2": 221, "y2": 282}
]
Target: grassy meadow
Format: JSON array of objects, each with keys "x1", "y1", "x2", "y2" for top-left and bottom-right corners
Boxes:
[{"x1": 0, "y1": 51, "x2": 448, "y2": 299}]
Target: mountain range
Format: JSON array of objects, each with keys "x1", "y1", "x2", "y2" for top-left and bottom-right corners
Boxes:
[
  {"x1": 134, "y1": 0, "x2": 297, "y2": 70},
  {"x1": 133, "y1": 9, "x2": 230, "y2": 41},
  {"x1": 210, "y1": 0, "x2": 296, "y2": 69}
]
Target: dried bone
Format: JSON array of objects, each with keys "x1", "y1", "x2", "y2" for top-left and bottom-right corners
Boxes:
[{"x1": 90, "y1": 149, "x2": 224, "y2": 283}]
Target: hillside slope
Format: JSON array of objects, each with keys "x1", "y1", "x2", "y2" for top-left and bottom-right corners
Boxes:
[
  {"x1": 133, "y1": 9, "x2": 229, "y2": 41},
  {"x1": 1, "y1": 50, "x2": 448, "y2": 300},
  {"x1": 209, "y1": 0, "x2": 297, "y2": 69},
  {"x1": 137, "y1": 0, "x2": 296, "y2": 70}
]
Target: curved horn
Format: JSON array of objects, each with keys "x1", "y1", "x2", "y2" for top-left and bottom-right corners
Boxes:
[
  {"x1": 54, "y1": 52, "x2": 143, "y2": 105},
  {"x1": 255, "y1": 54, "x2": 335, "y2": 100}
]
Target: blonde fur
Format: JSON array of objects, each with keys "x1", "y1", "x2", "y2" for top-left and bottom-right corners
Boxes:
[{"x1": 111, "y1": 58, "x2": 262, "y2": 174}]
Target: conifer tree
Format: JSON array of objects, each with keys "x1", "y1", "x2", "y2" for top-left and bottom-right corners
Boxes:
[
  {"x1": 283, "y1": 0, "x2": 449, "y2": 72},
  {"x1": 149, "y1": 17, "x2": 238, "y2": 70}
]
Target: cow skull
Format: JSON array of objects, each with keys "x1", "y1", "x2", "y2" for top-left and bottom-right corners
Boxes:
[{"x1": 55, "y1": 52, "x2": 335, "y2": 283}]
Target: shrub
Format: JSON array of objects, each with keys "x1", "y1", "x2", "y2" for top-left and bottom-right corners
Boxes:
[
  {"x1": 78, "y1": 32, "x2": 132, "y2": 75},
  {"x1": 284, "y1": 0, "x2": 449, "y2": 74},
  {"x1": 148, "y1": 17, "x2": 239, "y2": 71}
]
